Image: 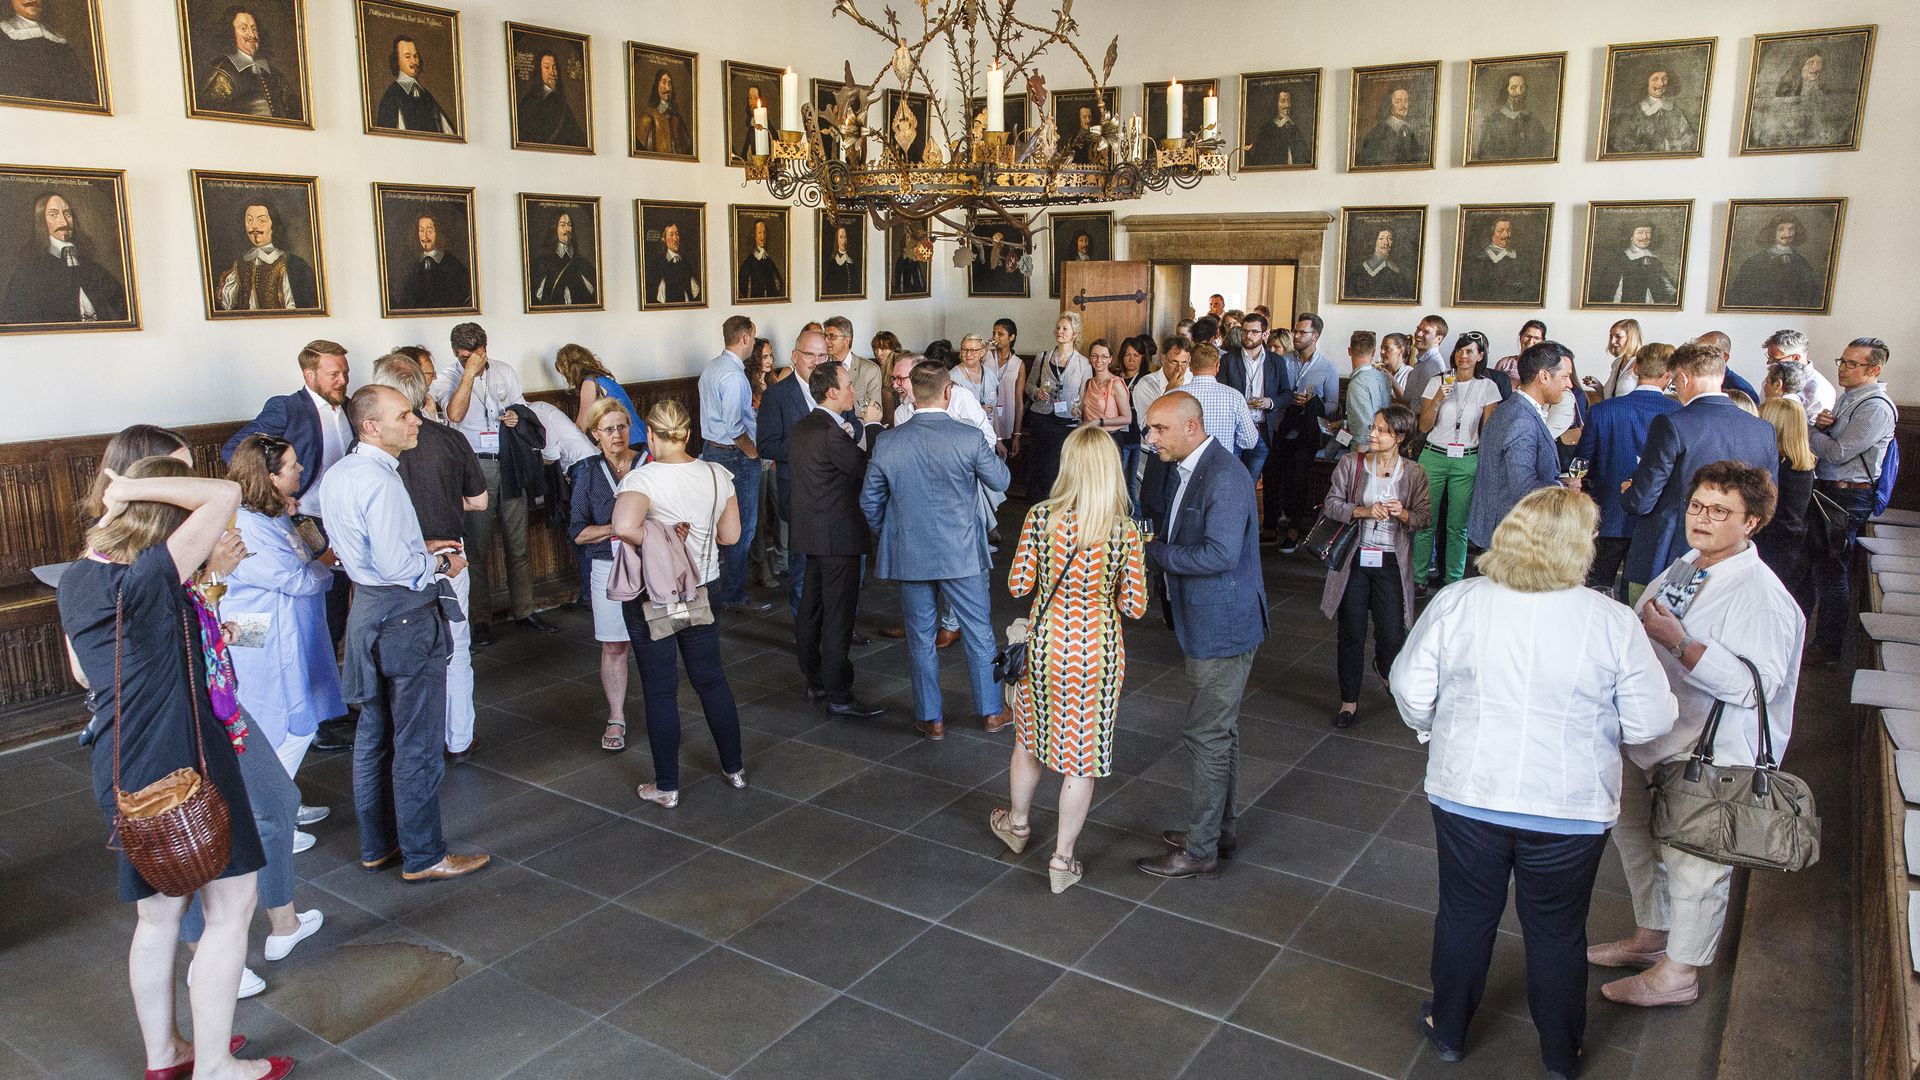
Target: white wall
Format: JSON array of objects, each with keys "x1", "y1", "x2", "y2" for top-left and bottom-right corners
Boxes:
[{"x1": 937, "y1": 0, "x2": 1920, "y2": 400}]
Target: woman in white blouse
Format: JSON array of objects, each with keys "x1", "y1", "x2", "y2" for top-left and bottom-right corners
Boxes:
[
  {"x1": 1021, "y1": 312, "x2": 1092, "y2": 498},
  {"x1": 1413, "y1": 332, "x2": 1501, "y2": 589},
  {"x1": 1391, "y1": 486, "x2": 1677, "y2": 1080},
  {"x1": 1603, "y1": 318, "x2": 1646, "y2": 399},
  {"x1": 951, "y1": 332, "x2": 1021, "y2": 455}
]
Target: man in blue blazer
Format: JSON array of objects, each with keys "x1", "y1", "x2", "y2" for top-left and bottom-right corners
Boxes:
[
  {"x1": 861, "y1": 359, "x2": 1012, "y2": 740},
  {"x1": 756, "y1": 329, "x2": 827, "y2": 618},
  {"x1": 1468, "y1": 342, "x2": 1575, "y2": 552},
  {"x1": 1219, "y1": 310, "x2": 1288, "y2": 476},
  {"x1": 1620, "y1": 341, "x2": 1780, "y2": 597},
  {"x1": 1134, "y1": 392, "x2": 1268, "y2": 880},
  {"x1": 1577, "y1": 345, "x2": 1679, "y2": 596}
]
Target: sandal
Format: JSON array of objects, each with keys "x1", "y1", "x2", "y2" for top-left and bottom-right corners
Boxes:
[
  {"x1": 636, "y1": 783, "x2": 679, "y2": 809},
  {"x1": 989, "y1": 808, "x2": 1031, "y2": 854},
  {"x1": 1048, "y1": 853, "x2": 1084, "y2": 894},
  {"x1": 601, "y1": 722, "x2": 626, "y2": 753}
]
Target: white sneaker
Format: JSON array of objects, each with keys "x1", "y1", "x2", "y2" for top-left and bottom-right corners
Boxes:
[
  {"x1": 263, "y1": 909, "x2": 324, "y2": 962},
  {"x1": 188, "y1": 961, "x2": 266, "y2": 999},
  {"x1": 292, "y1": 830, "x2": 316, "y2": 854},
  {"x1": 295, "y1": 804, "x2": 331, "y2": 826}
]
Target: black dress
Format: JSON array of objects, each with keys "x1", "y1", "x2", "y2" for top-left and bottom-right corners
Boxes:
[{"x1": 58, "y1": 545, "x2": 263, "y2": 901}]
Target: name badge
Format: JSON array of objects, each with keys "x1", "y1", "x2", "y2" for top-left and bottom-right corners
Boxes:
[
  {"x1": 1053, "y1": 401, "x2": 1071, "y2": 418},
  {"x1": 1446, "y1": 443, "x2": 1466, "y2": 459},
  {"x1": 479, "y1": 429, "x2": 500, "y2": 454},
  {"x1": 1334, "y1": 429, "x2": 1354, "y2": 447},
  {"x1": 1360, "y1": 548, "x2": 1385, "y2": 568}
]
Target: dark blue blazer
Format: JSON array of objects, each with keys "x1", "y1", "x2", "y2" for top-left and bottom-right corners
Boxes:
[
  {"x1": 222, "y1": 389, "x2": 346, "y2": 499},
  {"x1": 1621, "y1": 394, "x2": 1780, "y2": 585},
  {"x1": 1220, "y1": 347, "x2": 1287, "y2": 438},
  {"x1": 1576, "y1": 389, "x2": 1681, "y2": 537},
  {"x1": 1147, "y1": 439, "x2": 1268, "y2": 659},
  {"x1": 1723, "y1": 366, "x2": 1760, "y2": 405},
  {"x1": 754, "y1": 374, "x2": 811, "y2": 516}
]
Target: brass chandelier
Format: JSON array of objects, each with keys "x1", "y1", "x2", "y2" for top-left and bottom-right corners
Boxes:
[{"x1": 741, "y1": 0, "x2": 1231, "y2": 262}]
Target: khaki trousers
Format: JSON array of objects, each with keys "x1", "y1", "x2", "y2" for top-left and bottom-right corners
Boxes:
[{"x1": 1613, "y1": 756, "x2": 1734, "y2": 967}]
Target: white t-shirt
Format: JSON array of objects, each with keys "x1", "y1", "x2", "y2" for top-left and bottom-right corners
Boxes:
[
  {"x1": 617, "y1": 460, "x2": 736, "y2": 584},
  {"x1": 1423, "y1": 376, "x2": 1503, "y2": 450}
]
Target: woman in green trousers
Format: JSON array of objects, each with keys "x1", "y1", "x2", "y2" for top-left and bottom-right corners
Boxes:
[{"x1": 1413, "y1": 332, "x2": 1501, "y2": 588}]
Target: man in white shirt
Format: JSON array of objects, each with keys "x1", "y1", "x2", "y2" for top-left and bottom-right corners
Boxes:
[{"x1": 1761, "y1": 328, "x2": 1835, "y2": 415}]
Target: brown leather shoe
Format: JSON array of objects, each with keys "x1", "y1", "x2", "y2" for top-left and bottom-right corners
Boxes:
[
  {"x1": 983, "y1": 709, "x2": 1014, "y2": 733},
  {"x1": 401, "y1": 852, "x2": 492, "y2": 882},
  {"x1": 880, "y1": 624, "x2": 908, "y2": 639},
  {"x1": 935, "y1": 629, "x2": 960, "y2": 649},
  {"x1": 914, "y1": 719, "x2": 946, "y2": 741},
  {"x1": 1161, "y1": 830, "x2": 1236, "y2": 860},
  {"x1": 1136, "y1": 849, "x2": 1220, "y2": 879},
  {"x1": 359, "y1": 847, "x2": 401, "y2": 872}
]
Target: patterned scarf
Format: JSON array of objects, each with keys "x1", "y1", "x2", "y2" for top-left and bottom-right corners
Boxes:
[{"x1": 185, "y1": 584, "x2": 248, "y2": 753}]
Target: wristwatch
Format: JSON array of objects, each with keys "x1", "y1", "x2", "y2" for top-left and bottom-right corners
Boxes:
[
  {"x1": 436, "y1": 552, "x2": 452, "y2": 575},
  {"x1": 1670, "y1": 635, "x2": 1695, "y2": 660}
]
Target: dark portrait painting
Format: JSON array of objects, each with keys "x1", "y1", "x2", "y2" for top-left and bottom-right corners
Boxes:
[
  {"x1": 811, "y1": 76, "x2": 872, "y2": 162},
  {"x1": 629, "y1": 41, "x2": 696, "y2": 161},
  {"x1": 1580, "y1": 199, "x2": 1693, "y2": 310},
  {"x1": 1239, "y1": 69, "x2": 1320, "y2": 171},
  {"x1": 1463, "y1": 52, "x2": 1565, "y2": 166},
  {"x1": 1598, "y1": 38, "x2": 1715, "y2": 160},
  {"x1": 1452, "y1": 203, "x2": 1552, "y2": 308},
  {"x1": 506, "y1": 21, "x2": 592, "y2": 154},
  {"x1": 1740, "y1": 25, "x2": 1876, "y2": 155},
  {"x1": 882, "y1": 88, "x2": 934, "y2": 165},
  {"x1": 0, "y1": 165, "x2": 136, "y2": 334},
  {"x1": 1349, "y1": 61, "x2": 1438, "y2": 171},
  {"x1": 1337, "y1": 205, "x2": 1426, "y2": 305},
  {"x1": 1717, "y1": 197, "x2": 1845, "y2": 315},
  {"x1": 0, "y1": 0, "x2": 111, "y2": 114},
  {"x1": 636, "y1": 199, "x2": 705, "y2": 311},
  {"x1": 967, "y1": 216, "x2": 1030, "y2": 299},
  {"x1": 355, "y1": 0, "x2": 463, "y2": 141},
  {"x1": 1049, "y1": 211, "x2": 1111, "y2": 299},
  {"x1": 1143, "y1": 78, "x2": 1218, "y2": 142},
  {"x1": 175, "y1": 0, "x2": 311, "y2": 128},
  {"x1": 724, "y1": 60, "x2": 781, "y2": 165},
  {"x1": 967, "y1": 93, "x2": 1026, "y2": 137},
  {"x1": 190, "y1": 169, "x2": 326, "y2": 320},
  {"x1": 1054, "y1": 87, "x2": 1119, "y2": 164},
  {"x1": 729, "y1": 204, "x2": 788, "y2": 304},
  {"x1": 816, "y1": 211, "x2": 865, "y2": 302},
  {"x1": 886, "y1": 220, "x2": 930, "y2": 300},
  {"x1": 517, "y1": 193, "x2": 601, "y2": 312},
  {"x1": 372, "y1": 182, "x2": 477, "y2": 318}
]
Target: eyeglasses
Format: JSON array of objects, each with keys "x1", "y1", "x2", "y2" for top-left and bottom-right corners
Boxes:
[
  {"x1": 823, "y1": 331, "x2": 850, "y2": 341},
  {"x1": 797, "y1": 349, "x2": 829, "y2": 360},
  {"x1": 1837, "y1": 357, "x2": 1879, "y2": 370},
  {"x1": 1685, "y1": 499, "x2": 1739, "y2": 522},
  {"x1": 259, "y1": 437, "x2": 289, "y2": 474}
]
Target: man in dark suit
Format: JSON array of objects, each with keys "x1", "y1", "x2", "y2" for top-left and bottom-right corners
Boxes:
[
  {"x1": 515, "y1": 50, "x2": 584, "y2": 146},
  {"x1": 860, "y1": 359, "x2": 1012, "y2": 740},
  {"x1": 198, "y1": 6, "x2": 298, "y2": 120},
  {"x1": 398, "y1": 211, "x2": 471, "y2": 312},
  {"x1": 528, "y1": 210, "x2": 595, "y2": 309},
  {"x1": 374, "y1": 35, "x2": 455, "y2": 134},
  {"x1": 1248, "y1": 88, "x2": 1312, "y2": 166},
  {"x1": 1468, "y1": 342, "x2": 1574, "y2": 553},
  {"x1": 1219, "y1": 309, "x2": 1287, "y2": 478},
  {"x1": 1620, "y1": 341, "x2": 1781, "y2": 598},
  {"x1": 790, "y1": 360, "x2": 886, "y2": 717},
  {"x1": 1691, "y1": 331, "x2": 1763, "y2": 403},
  {"x1": 1135, "y1": 392, "x2": 1269, "y2": 880},
  {"x1": 1577, "y1": 345, "x2": 1679, "y2": 596},
  {"x1": 1, "y1": 191, "x2": 127, "y2": 325},
  {"x1": 1357, "y1": 86, "x2": 1425, "y2": 166},
  {"x1": 0, "y1": 0, "x2": 96, "y2": 104},
  {"x1": 756, "y1": 328, "x2": 828, "y2": 619}
]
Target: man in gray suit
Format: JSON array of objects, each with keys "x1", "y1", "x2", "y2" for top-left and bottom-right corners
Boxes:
[
  {"x1": 861, "y1": 358, "x2": 1013, "y2": 740},
  {"x1": 1468, "y1": 342, "x2": 1578, "y2": 555}
]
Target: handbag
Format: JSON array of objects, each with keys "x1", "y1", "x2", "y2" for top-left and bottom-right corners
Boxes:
[
  {"x1": 641, "y1": 463, "x2": 721, "y2": 640},
  {"x1": 1806, "y1": 487, "x2": 1852, "y2": 556},
  {"x1": 994, "y1": 544, "x2": 1086, "y2": 684},
  {"x1": 1649, "y1": 654, "x2": 1820, "y2": 872},
  {"x1": 109, "y1": 592, "x2": 234, "y2": 897},
  {"x1": 1300, "y1": 455, "x2": 1368, "y2": 570}
]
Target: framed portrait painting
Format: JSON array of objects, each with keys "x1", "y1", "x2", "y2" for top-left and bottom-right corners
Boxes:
[
  {"x1": 1597, "y1": 38, "x2": 1715, "y2": 160},
  {"x1": 724, "y1": 60, "x2": 781, "y2": 164},
  {"x1": 1451, "y1": 203, "x2": 1552, "y2": 308},
  {"x1": 506, "y1": 21, "x2": 592, "y2": 154},
  {"x1": 190, "y1": 169, "x2": 326, "y2": 319},
  {"x1": 1740, "y1": 25, "x2": 1876, "y2": 154},
  {"x1": 967, "y1": 215, "x2": 1030, "y2": 299},
  {"x1": 636, "y1": 199, "x2": 705, "y2": 310},
  {"x1": 629, "y1": 41, "x2": 696, "y2": 161},
  {"x1": 1337, "y1": 206, "x2": 1426, "y2": 305},
  {"x1": 1055, "y1": 87, "x2": 1119, "y2": 164},
  {"x1": 816, "y1": 210, "x2": 865, "y2": 302},
  {"x1": 175, "y1": 0, "x2": 312, "y2": 128},
  {"x1": 729, "y1": 204, "x2": 788, "y2": 304},
  {"x1": 1143, "y1": 78, "x2": 1218, "y2": 142},
  {"x1": 881, "y1": 88, "x2": 933, "y2": 164},
  {"x1": 1049, "y1": 211, "x2": 1112, "y2": 300},
  {"x1": 0, "y1": 164, "x2": 137, "y2": 334},
  {"x1": 355, "y1": 0, "x2": 463, "y2": 141},
  {"x1": 967, "y1": 93, "x2": 1026, "y2": 137},
  {"x1": 1462, "y1": 52, "x2": 1565, "y2": 166},
  {"x1": 517, "y1": 192, "x2": 601, "y2": 312},
  {"x1": 1580, "y1": 199, "x2": 1693, "y2": 310},
  {"x1": 1239, "y1": 69, "x2": 1320, "y2": 171},
  {"x1": 1716, "y1": 197, "x2": 1845, "y2": 315},
  {"x1": 1348, "y1": 61, "x2": 1438, "y2": 171},
  {"x1": 371, "y1": 182, "x2": 477, "y2": 318},
  {"x1": 886, "y1": 220, "x2": 930, "y2": 300},
  {"x1": 0, "y1": 0, "x2": 111, "y2": 114}
]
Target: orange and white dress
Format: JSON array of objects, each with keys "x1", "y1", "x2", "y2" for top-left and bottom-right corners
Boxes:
[{"x1": 1009, "y1": 505, "x2": 1149, "y2": 777}]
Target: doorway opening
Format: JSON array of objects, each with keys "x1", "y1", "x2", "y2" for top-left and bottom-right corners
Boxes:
[{"x1": 1149, "y1": 262, "x2": 1297, "y2": 339}]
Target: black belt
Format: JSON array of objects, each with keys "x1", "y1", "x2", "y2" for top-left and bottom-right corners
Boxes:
[{"x1": 476, "y1": 452, "x2": 499, "y2": 459}]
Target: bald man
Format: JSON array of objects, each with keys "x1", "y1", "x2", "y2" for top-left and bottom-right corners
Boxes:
[{"x1": 1690, "y1": 331, "x2": 1762, "y2": 403}]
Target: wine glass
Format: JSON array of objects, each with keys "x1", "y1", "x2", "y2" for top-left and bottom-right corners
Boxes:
[{"x1": 1568, "y1": 457, "x2": 1590, "y2": 481}]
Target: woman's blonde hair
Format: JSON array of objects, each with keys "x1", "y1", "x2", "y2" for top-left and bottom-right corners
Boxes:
[
  {"x1": 1269, "y1": 327, "x2": 1294, "y2": 355},
  {"x1": 1760, "y1": 396, "x2": 1817, "y2": 471},
  {"x1": 1477, "y1": 487, "x2": 1597, "y2": 593},
  {"x1": 554, "y1": 343, "x2": 612, "y2": 389},
  {"x1": 1056, "y1": 310, "x2": 1082, "y2": 346},
  {"x1": 1042, "y1": 426, "x2": 1130, "y2": 551},
  {"x1": 583, "y1": 396, "x2": 633, "y2": 450},
  {"x1": 645, "y1": 398, "x2": 692, "y2": 445},
  {"x1": 1610, "y1": 318, "x2": 1644, "y2": 359},
  {"x1": 85, "y1": 455, "x2": 193, "y2": 562}
]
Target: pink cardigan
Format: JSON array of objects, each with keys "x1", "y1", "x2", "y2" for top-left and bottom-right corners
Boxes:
[{"x1": 640, "y1": 517, "x2": 701, "y2": 602}]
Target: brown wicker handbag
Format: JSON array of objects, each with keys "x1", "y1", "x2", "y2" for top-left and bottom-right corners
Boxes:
[{"x1": 109, "y1": 591, "x2": 232, "y2": 897}]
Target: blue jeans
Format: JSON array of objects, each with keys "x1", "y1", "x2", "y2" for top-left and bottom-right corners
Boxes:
[
  {"x1": 1807, "y1": 483, "x2": 1874, "y2": 657},
  {"x1": 1238, "y1": 429, "x2": 1270, "y2": 479},
  {"x1": 181, "y1": 706, "x2": 298, "y2": 941},
  {"x1": 351, "y1": 611, "x2": 449, "y2": 874},
  {"x1": 702, "y1": 445, "x2": 760, "y2": 606},
  {"x1": 900, "y1": 573, "x2": 1002, "y2": 722},
  {"x1": 1119, "y1": 443, "x2": 1143, "y2": 517}
]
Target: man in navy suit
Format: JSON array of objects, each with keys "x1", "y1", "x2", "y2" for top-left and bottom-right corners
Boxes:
[
  {"x1": 861, "y1": 359, "x2": 1012, "y2": 740},
  {"x1": 1577, "y1": 345, "x2": 1679, "y2": 596},
  {"x1": 1219, "y1": 310, "x2": 1287, "y2": 478},
  {"x1": 1621, "y1": 341, "x2": 1780, "y2": 599},
  {"x1": 1467, "y1": 342, "x2": 1575, "y2": 553},
  {"x1": 1135, "y1": 392, "x2": 1269, "y2": 880},
  {"x1": 1693, "y1": 330, "x2": 1762, "y2": 403},
  {"x1": 755, "y1": 328, "x2": 828, "y2": 619}
]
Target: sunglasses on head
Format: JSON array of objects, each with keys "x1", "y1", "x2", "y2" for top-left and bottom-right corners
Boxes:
[{"x1": 259, "y1": 437, "x2": 290, "y2": 474}]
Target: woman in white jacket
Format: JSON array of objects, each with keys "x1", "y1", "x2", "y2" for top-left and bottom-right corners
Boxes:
[{"x1": 1391, "y1": 486, "x2": 1677, "y2": 1080}]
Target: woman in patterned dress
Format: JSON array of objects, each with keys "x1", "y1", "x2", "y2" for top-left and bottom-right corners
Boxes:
[{"x1": 990, "y1": 426, "x2": 1148, "y2": 892}]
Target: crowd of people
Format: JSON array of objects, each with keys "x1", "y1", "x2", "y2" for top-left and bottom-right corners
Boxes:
[{"x1": 52, "y1": 297, "x2": 1897, "y2": 1079}]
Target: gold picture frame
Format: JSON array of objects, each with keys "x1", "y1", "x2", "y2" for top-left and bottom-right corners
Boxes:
[
  {"x1": 354, "y1": 0, "x2": 465, "y2": 142},
  {"x1": 1048, "y1": 211, "x2": 1113, "y2": 299},
  {"x1": 1054, "y1": 87, "x2": 1120, "y2": 165},
  {"x1": 636, "y1": 198, "x2": 707, "y2": 311},
  {"x1": 1451, "y1": 203, "x2": 1552, "y2": 308},
  {"x1": 1239, "y1": 68, "x2": 1320, "y2": 172},
  {"x1": 886, "y1": 220, "x2": 930, "y2": 300},
  {"x1": 505, "y1": 21, "x2": 593, "y2": 154},
  {"x1": 1739, "y1": 25, "x2": 1876, "y2": 155},
  {"x1": 1596, "y1": 37, "x2": 1715, "y2": 161},
  {"x1": 175, "y1": 0, "x2": 313, "y2": 128},
  {"x1": 815, "y1": 210, "x2": 866, "y2": 302},
  {"x1": 1336, "y1": 205, "x2": 1427, "y2": 305},
  {"x1": 728, "y1": 203, "x2": 789, "y2": 304},
  {"x1": 517, "y1": 192, "x2": 602, "y2": 312},
  {"x1": 723, "y1": 59, "x2": 783, "y2": 166},
  {"x1": 371, "y1": 182, "x2": 478, "y2": 318},
  {"x1": 1716, "y1": 197, "x2": 1846, "y2": 315},
  {"x1": 966, "y1": 213, "x2": 1031, "y2": 299},
  {"x1": 0, "y1": 164, "x2": 138, "y2": 335},
  {"x1": 628, "y1": 41, "x2": 697, "y2": 161},
  {"x1": 1579, "y1": 199, "x2": 1694, "y2": 310},
  {"x1": 189, "y1": 168, "x2": 327, "y2": 320},
  {"x1": 1347, "y1": 60, "x2": 1439, "y2": 172},
  {"x1": 1461, "y1": 52, "x2": 1566, "y2": 167},
  {"x1": 1142, "y1": 78, "x2": 1218, "y2": 143},
  {"x1": 0, "y1": 0, "x2": 112, "y2": 115}
]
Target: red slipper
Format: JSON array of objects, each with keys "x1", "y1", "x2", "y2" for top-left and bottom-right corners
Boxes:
[{"x1": 142, "y1": 1036, "x2": 249, "y2": 1080}]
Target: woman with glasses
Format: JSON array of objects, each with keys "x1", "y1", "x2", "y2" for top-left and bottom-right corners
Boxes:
[
  {"x1": 570, "y1": 399, "x2": 643, "y2": 752},
  {"x1": 1413, "y1": 331, "x2": 1501, "y2": 589}
]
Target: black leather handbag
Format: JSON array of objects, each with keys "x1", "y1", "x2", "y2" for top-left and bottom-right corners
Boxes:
[{"x1": 1301, "y1": 457, "x2": 1367, "y2": 571}]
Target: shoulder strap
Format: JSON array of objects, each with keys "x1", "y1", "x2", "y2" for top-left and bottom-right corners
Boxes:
[
  {"x1": 1686, "y1": 653, "x2": 1773, "y2": 771},
  {"x1": 1031, "y1": 514, "x2": 1086, "y2": 623}
]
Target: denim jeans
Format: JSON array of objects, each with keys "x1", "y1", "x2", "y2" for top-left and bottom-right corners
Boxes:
[
  {"x1": 900, "y1": 573, "x2": 1002, "y2": 722},
  {"x1": 701, "y1": 445, "x2": 761, "y2": 606},
  {"x1": 351, "y1": 610, "x2": 450, "y2": 874},
  {"x1": 1806, "y1": 483, "x2": 1873, "y2": 657},
  {"x1": 181, "y1": 706, "x2": 298, "y2": 942},
  {"x1": 624, "y1": 614, "x2": 744, "y2": 791}
]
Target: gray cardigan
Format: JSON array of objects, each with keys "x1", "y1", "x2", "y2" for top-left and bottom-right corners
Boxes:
[{"x1": 1318, "y1": 451, "x2": 1432, "y2": 628}]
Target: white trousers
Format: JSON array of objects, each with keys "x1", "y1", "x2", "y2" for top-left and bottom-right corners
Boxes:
[
  {"x1": 1613, "y1": 757, "x2": 1734, "y2": 967},
  {"x1": 443, "y1": 569, "x2": 475, "y2": 752},
  {"x1": 275, "y1": 731, "x2": 314, "y2": 782}
]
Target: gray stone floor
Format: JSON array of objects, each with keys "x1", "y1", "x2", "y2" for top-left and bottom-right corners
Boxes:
[{"x1": 0, "y1": 527, "x2": 1728, "y2": 1080}]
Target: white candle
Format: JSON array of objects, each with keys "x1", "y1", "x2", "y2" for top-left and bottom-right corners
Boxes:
[
  {"x1": 780, "y1": 68, "x2": 800, "y2": 131},
  {"x1": 753, "y1": 105, "x2": 770, "y2": 155},
  {"x1": 1165, "y1": 79, "x2": 1182, "y2": 140},
  {"x1": 986, "y1": 63, "x2": 1005, "y2": 132},
  {"x1": 1203, "y1": 89, "x2": 1217, "y2": 130}
]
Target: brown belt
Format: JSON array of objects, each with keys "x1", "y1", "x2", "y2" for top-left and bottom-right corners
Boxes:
[{"x1": 1819, "y1": 479, "x2": 1874, "y2": 491}]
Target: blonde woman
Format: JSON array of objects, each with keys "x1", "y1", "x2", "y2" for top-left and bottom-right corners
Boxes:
[
  {"x1": 1022, "y1": 311, "x2": 1093, "y2": 498},
  {"x1": 990, "y1": 427, "x2": 1148, "y2": 892},
  {"x1": 1755, "y1": 396, "x2": 1818, "y2": 598},
  {"x1": 1603, "y1": 318, "x2": 1646, "y2": 399}
]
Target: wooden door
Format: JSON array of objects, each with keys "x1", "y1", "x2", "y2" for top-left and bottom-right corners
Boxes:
[{"x1": 1062, "y1": 261, "x2": 1151, "y2": 351}]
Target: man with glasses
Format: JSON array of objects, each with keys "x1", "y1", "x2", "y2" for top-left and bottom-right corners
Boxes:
[
  {"x1": 822, "y1": 315, "x2": 884, "y2": 415},
  {"x1": 1803, "y1": 338, "x2": 1897, "y2": 662},
  {"x1": 1762, "y1": 329, "x2": 1835, "y2": 416},
  {"x1": 1221, "y1": 310, "x2": 1286, "y2": 478},
  {"x1": 757, "y1": 325, "x2": 830, "y2": 619}
]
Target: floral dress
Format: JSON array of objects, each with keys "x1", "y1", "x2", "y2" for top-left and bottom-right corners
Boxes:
[{"x1": 1009, "y1": 505, "x2": 1148, "y2": 777}]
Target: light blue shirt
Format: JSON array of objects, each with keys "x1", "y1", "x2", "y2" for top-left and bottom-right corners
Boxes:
[
  {"x1": 1430, "y1": 797, "x2": 1610, "y2": 835},
  {"x1": 1344, "y1": 365, "x2": 1393, "y2": 446},
  {"x1": 699, "y1": 349, "x2": 753, "y2": 444},
  {"x1": 1180, "y1": 376, "x2": 1259, "y2": 451},
  {"x1": 316, "y1": 443, "x2": 437, "y2": 590},
  {"x1": 1283, "y1": 351, "x2": 1342, "y2": 417}
]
